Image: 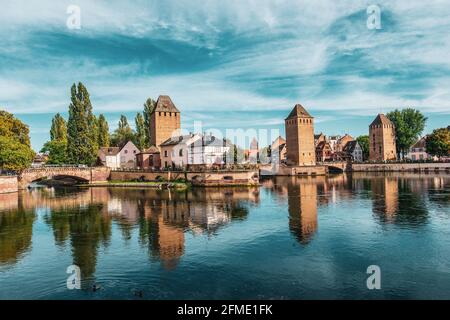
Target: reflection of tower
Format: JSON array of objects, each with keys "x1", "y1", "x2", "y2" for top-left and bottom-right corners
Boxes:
[
  {"x1": 371, "y1": 176, "x2": 398, "y2": 221},
  {"x1": 158, "y1": 215, "x2": 185, "y2": 270},
  {"x1": 287, "y1": 177, "x2": 318, "y2": 244}
]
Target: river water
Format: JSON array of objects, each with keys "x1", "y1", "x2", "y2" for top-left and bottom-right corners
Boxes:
[{"x1": 0, "y1": 173, "x2": 449, "y2": 299}]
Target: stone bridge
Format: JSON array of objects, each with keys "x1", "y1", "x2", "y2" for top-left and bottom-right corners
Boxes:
[
  {"x1": 18, "y1": 167, "x2": 111, "y2": 189},
  {"x1": 318, "y1": 162, "x2": 350, "y2": 173}
]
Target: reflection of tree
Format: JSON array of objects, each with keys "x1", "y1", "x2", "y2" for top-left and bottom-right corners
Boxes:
[
  {"x1": 0, "y1": 209, "x2": 36, "y2": 265},
  {"x1": 287, "y1": 177, "x2": 318, "y2": 245},
  {"x1": 44, "y1": 204, "x2": 112, "y2": 286}
]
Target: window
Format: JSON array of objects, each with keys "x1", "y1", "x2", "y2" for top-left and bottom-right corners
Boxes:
[
  {"x1": 164, "y1": 150, "x2": 168, "y2": 157},
  {"x1": 179, "y1": 149, "x2": 183, "y2": 157},
  {"x1": 124, "y1": 150, "x2": 128, "y2": 154}
]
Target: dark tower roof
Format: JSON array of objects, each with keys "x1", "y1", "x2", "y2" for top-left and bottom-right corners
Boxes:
[
  {"x1": 285, "y1": 104, "x2": 313, "y2": 120},
  {"x1": 155, "y1": 95, "x2": 180, "y2": 113},
  {"x1": 370, "y1": 114, "x2": 394, "y2": 127}
]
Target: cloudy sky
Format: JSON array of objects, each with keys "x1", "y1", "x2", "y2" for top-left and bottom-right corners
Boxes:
[{"x1": 1, "y1": 0, "x2": 449, "y2": 149}]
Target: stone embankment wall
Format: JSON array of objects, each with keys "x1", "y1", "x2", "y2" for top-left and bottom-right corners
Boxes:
[
  {"x1": 352, "y1": 162, "x2": 450, "y2": 172},
  {"x1": 0, "y1": 176, "x2": 18, "y2": 194}
]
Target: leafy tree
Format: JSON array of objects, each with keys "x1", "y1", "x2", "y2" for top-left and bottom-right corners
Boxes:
[
  {"x1": 0, "y1": 136, "x2": 35, "y2": 171},
  {"x1": 66, "y1": 83, "x2": 99, "y2": 166},
  {"x1": 41, "y1": 140, "x2": 67, "y2": 165},
  {"x1": 0, "y1": 110, "x2": 31, "y2": 146},
  {"x1": 426, "y1": 128, "x2": 450, "y2": 159},
  {"x1": 143, "y1": 98, "x2": 156, "y2": 145},
  {"x1": 134, "y1": 112, "x2": 147, "y2": 151},
  {"x1": 97, "y1": 114, "x2": 110, "y2": 147},
  {"x1": 110, "y1": 115, "x2": 135, "y2": 147},
  {"x1": 356, "y1": 135, "x2": 369, "y2": 160},
  {"x1": 386, "y1": 108, "x2": 427, "y2": 159},
  {"x1": 50, "y1": 113, "x2": 67, "y2": 142}
]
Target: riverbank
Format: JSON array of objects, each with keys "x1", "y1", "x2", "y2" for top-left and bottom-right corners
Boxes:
[{"x1": 82, "y1": 180, "x2": 190, "y2": 190}]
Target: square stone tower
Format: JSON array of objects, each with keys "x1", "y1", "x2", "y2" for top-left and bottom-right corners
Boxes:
[
  {"x1": 285, "y1": 104, "x2": 316, "y2": 166},
  {"x1": 369, "y1": 114, "x2": 397, "y2": 161},
  {"x1": 150, "y1": 95, "x2": 181, "y2": 149}
]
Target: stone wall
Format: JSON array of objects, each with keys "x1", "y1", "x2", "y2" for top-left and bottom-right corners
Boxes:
[
  {"x1": 352, "y1": 162, "x2": 450, "y2": 172},
  {"x1": 260, "y1": 164, "x2": 327, "y2": 176},
  {"x1": 0, "y1": 176, "x2": 18, "y2": 194}
]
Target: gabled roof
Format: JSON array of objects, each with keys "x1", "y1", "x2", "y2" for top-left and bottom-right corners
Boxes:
[
  {"x1": 155, "y1": 95, "x2": 180, "y2": 113},
  {"x1": 315, "y1": 141, "x2": 331, "y2": 151},
  {"x1": 343, "y1": 140, "x2": 359, "y2": 153},
  {"x1": 286, "y1": 104, "x2": 313, "y2": 119},
  {"x1": 160, "y1": 134, "x2": 199, "y2": 147},
  {"x1": 99, "y1": 147, "x2": 120, "y2": 156},
  {"x1": 411, "y1": 136, "x2": 427, "y2": 149},
  {"x1": 138, "y1": 146, "x2": 160, "y2": 154},
  {"x1": 370, "y1": 114, "x2": 394, "y2": 127},
  {"x1": 271, "y1": 136, "x2": 286, "y2": 148}
]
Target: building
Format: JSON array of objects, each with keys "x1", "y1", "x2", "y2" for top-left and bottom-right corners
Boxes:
[
  {"x1": 150, "y1": 95, "x2": 181, "y2": 150},
  {"x1": 314, "y1": 133, "x2": 327, "y2": 147},
  {"x1": 369, "y1": 114, "x2": 397, "y2": 162},
  {"x1": 271, "y1": 136, "x2": 287, "y2": 164},
  {"x1": 248, "y1": 138, "x2": 259, "y2": 164},
  {"x1": 343, "y1": 140, "x2": 364, "y2": 162},
  {"x1": 136, "y1": 146, "x2": 161, "y2": 169},
  {"x1": 405, "y1": 136, "x2": 436, "y2": 161},
  {"x1": 97, "y1": 147, "x2": 121, "y2": 169},
  {"x1": 98, "y1": 140, "x2": 140, "y2": 169},
  {"x1": 160, "y1": 134, "x2": 202, "y2": 168},
  {"x1": 285, "y1": 104, "x2": 316, "y2": 166},
  {"x1": 315, "y1": 141, "x2": 333, "y2": 162},
  {"x1": 328, "y1": 135, "x2": 341, "y2": 152},
  {"x1": 31, "y1": 153, "x2": 48, "y2": 168},
  {"x1": 336, "y1": 134, "x2": 354, "y2": 152}
]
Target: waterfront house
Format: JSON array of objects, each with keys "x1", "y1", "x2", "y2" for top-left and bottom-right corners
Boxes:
[
  {"x1": 315, "y1": 141, "x2": 333, "y2": 162},
  {"x1": 160, "y1": 133, "x2": 202, "y2": 168},
  {"x1": 335, "y1": 134, "x2": 354, "y2": 152},
  {"x1": 98, "y1": 140, "x2": 140, "y2": 169},
  {"x1": 136, "y1": 146, "x2": 161, "y2": 169},
  {"x1": 343, "y1": 140, "x2": 364, "y2": 162},
  {"x1": 271, "y1": 136, "x2": 287, "y2": 164},
  {"x1": 405, "y1": 137, "x2": 436, "y2": 161}
]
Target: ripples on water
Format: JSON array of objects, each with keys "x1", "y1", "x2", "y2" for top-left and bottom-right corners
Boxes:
[{"x1": 0, "y1": 172, "x2": 449, "y2": 299}]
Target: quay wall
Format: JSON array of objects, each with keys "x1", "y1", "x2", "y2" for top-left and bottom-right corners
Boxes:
[
  {"x1": 352, "y1": 162, "x2": 450, "y2": 172},
  {"x1": 0, "y1": 176, "x2": 18, "y2": 194}
]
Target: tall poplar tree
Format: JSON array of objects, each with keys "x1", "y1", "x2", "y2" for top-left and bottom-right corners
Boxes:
[
  {"x1": 135, "y1": 112, "x2": 147, "y2": 151},
  {"x1": 66, "y1": 83, "x2": 99, "y2": 166},
  {"x1": 50, "y1": 113, "x2": 67, "y2": 142},
  {"x1": 143, "y1": 98, "x2": 156, "y2": 146},
  {"x1": 97, "y1": 114, "x2": 110, "y2": 147},
  {"x1": 110, "y1": 115, "x2": 135, "y2": 147}
]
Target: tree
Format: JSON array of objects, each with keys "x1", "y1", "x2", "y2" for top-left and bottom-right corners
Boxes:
[
  {"x1": 134, "y1": 112, "x2": 147, "y2": 150},
  {"x1": 143, "y1": 98, "x2": 156, "y2": 146},
  {"x1": 356, "y1": 135, "x2": 369, "y2": 160},
  {"x1": 0, "y1": 110, "x2": 34, "y2": 171},
  {"x1": 0, "y1": 136, "x2": 35, "y2": 171},
  {"x1": 386, "y1": 108, "x2": 427, "y2": 159},
  {"x1": 426, "y1": 128, "x2": 450, "y2": 159},
  {"x1": 66, "y1": 83, "x2": 99, "y2": 166},
  {"x1": 41, "y1": 140, "x2": 67, "y2": 165},
  {"x1": 50, "y1": 113, "x2": 67, "y2": 142},
  {"x1": 110, "y1": 115, "x2": 135, "y2": 147},
  {"x1": 97, "y1": 114, "x2": 110, "y2": 147},
  {"x1": 0, "y1": 110, "x2": 31, "y2": 146}
]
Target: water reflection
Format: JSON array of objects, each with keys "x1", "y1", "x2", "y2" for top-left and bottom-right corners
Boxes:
[{"x1": 1, "y1": 173, "x2": 449, "y2": 284}]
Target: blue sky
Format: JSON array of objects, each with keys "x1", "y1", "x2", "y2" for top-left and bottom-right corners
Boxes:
[{"x1": 1, "y1": 0, "x2": 449, "y2": 150}]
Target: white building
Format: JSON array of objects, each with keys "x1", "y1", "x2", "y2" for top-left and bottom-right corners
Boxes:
[
  {"x1": 160, "y1": 134, "x2": 231, "y2": 168},
  {"x1": 343, "y1": 140, "x2": 364, "y2": 162},
  {"x1": 98, "y1": 140, "x2": 140, "y2": 169}
]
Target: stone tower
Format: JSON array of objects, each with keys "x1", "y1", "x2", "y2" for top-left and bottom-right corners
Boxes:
[
  {"x1": 150, "y1": 95, "x2": 181, "y2": 149},
  {"x1": 285, "y1": 104, "x2": 316, "y2": 166},
  {"x1": 369, "y1": 114, "x2": 397, "y2": 161}
]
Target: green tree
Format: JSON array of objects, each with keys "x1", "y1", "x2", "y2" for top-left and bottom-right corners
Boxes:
[
  {"x1": 134, "y1": 112, "x2": 147, "y2": 150},
  {"x1": 0, "y1": 110, "x2": 31, "y2": 146},
  {"x1": 97, "y1": 114, "x2": 110, "y2": 147},
  {"x1": 50, "y1": 113, "x2": 67, "y2": 142},
  {"x1": 41, "y1": 140, "x2": 67, "y2": 165},
  {"x1": 386, "y1": 108, "x2": 427, "y2": 159},
  {"x1": 0, "y1": 136, "x2": 35, "y2": 171},
  {"x1": 66, "y1": 83, "x2": 99, "y2": 166},
  {"x1": 426, "y1": 128, "x2": 450, "y2": 159},
  {"x1": 356, "y1": 135, "x2": 369, "y2": 160},
  {"x1": 110, "y1": 115, "x2": 135, "y2": 147},
  {"x1": 143, "y1": 98, "x2": 156, "y2": 146}
]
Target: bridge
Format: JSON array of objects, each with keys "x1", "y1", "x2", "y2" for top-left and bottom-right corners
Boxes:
[
  {"x1": 18, "y1": 166, "x2": 111, "y2": 189},
  {"x1": 317, "y1": 161, "x2": 350, "y2": 173}
]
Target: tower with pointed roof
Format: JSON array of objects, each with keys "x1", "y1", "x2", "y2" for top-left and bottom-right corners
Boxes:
[
  {"x1": 369, "y1": 114, "x2": 397, "y2": 161},
  {"x1": 285, "y1": 104, "x2": 316, "y2": 166},
  {"x1": 150, "y1": 95, "x2": 181, "y2": 150}
]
